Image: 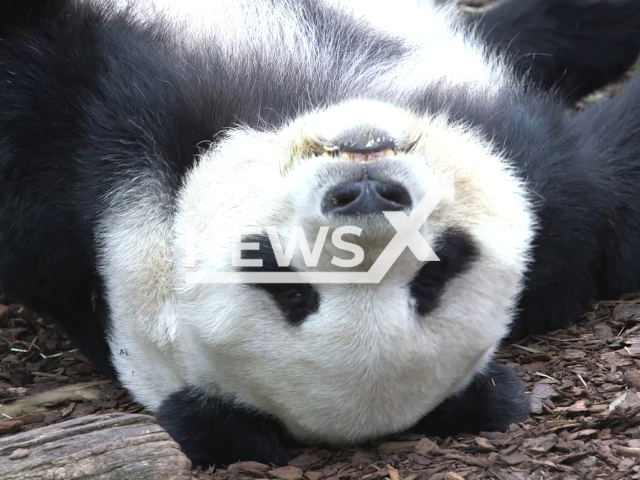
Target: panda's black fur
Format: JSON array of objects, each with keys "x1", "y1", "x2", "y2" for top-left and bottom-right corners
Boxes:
[{"x1": 2, "y1": 0, "x2": 640, "y2": 466}]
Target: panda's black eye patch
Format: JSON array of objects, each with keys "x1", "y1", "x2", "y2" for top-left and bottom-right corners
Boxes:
[
  {"x1": 259, "y1": 283, "x2": 320, "y2": 326},
  {"x1": 239, "y1": 234, "x2": 320, "y2": 325},
  {"x1": 410, "y1": 228, "x2": 479, "y2": 316}
]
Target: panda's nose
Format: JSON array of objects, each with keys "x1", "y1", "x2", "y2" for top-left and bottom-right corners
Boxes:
[{"x1": 323, "y1": 178, "x2": 412, "y2": 216}]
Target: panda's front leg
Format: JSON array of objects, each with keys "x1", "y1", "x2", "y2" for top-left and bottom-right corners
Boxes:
[
  {"x1": 156, "y1": 387, "x2": 294, "y2": 467},
  {"x1": 470, "y1": 0, "x2": 640, "y2": 103},
  {"x1": 408, "y1": 362, "x2": 530, "y2": 438},
  {"x1": 98, "y1": 190, "x2": 294, "y2": 466}
]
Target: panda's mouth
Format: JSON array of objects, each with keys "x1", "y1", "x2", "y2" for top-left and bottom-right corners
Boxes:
[
  {"x1": 322, "y1": 146, "x2": 397, "y2": 164},
  {"x1": 319, "y1": 130, "x2": 399, "y2": 164}
]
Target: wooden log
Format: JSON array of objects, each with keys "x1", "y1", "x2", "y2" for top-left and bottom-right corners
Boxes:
[{"x1": 0, "y1": 412, "x2": 192, "y2": 480}]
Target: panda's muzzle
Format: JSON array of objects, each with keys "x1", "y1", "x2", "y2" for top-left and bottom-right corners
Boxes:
[{"x1": 323, "y1": 176, "x2": 412, "y2": 216}]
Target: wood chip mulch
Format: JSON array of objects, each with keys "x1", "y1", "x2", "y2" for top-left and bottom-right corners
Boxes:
[{"x1": 3, "y1": 294, "x2": 640, "y2": 479}]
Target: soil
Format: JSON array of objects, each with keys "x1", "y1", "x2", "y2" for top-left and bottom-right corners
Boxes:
[{"x1": 3, "y1": 0, "x2": 640, "y2": 478}]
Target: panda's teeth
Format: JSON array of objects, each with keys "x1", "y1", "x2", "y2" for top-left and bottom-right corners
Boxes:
[
  {"x1": 336, "y1": 148, "x2": 396, "y2": 163},
  {"x1": 382, "y1": 148, "x2": 396, "y2": 158}
]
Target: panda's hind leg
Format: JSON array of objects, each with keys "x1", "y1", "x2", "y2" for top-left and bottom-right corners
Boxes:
[
  {"x1": 472, "y1": 0, "x2": 640, "y2": 103},
  {"x1": 408, "y1": 362, "x2": 530, "y2": 437},
  {"x1": 569, "y1": 73, "x2": 640, "y2": 304},
  {"x1": 509, "y1": 70, "x2": 640, "y2": 340}
]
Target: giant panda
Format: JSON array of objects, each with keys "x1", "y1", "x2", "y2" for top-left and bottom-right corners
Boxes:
[{"x1": 3, "y1": 0, "x2": 640, "y2": 467}]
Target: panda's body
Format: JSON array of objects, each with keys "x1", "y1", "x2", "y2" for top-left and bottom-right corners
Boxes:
[{"x1": 3, "y1": 0, "x2": 640, "y2": 466}]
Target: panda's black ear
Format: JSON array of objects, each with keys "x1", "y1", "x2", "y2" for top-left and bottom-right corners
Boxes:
[
  {"x1": 409, "y1": 362, "x2": 530, "y2": 438},
  {"x1": 155, "y1": 387, "x2": 295, "y2": 467},
  {"x1": 0, "y1": 0, "x2": 68, "y2": 35}
]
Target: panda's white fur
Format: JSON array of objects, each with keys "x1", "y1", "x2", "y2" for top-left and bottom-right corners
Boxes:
[{"x1": 95, "y1": 0, "x2": 534, "y2": 443}]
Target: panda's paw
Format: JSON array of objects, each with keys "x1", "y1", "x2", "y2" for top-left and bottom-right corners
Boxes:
[
  {"x1": 155, "y1": 386, "x2": 294, "y2": 467},
  {"x1": 409, "y1": 362, "x2": 530, "y2": 438}
]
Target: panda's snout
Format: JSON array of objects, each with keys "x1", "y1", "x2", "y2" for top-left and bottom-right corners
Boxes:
[{"x1": 322, "y1": 177, "x2": 412, "y2": 216}]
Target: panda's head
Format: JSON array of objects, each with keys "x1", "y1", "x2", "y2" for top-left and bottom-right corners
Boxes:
[{"x1": 171, "y1": 99, "x2": 534, "y2": 444}]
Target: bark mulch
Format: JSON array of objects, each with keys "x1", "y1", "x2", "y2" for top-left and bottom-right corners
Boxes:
[{"x1": 3, "y1": 295, "x2": 640, "y2": 479}]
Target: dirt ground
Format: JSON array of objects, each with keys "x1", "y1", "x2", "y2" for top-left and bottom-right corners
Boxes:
[
  {"x1": 5, "y1": 295, "x2": 640, "y2": 480},
  {"x1": 3, "y1": 0, "x2": 640, "y2": 479}
]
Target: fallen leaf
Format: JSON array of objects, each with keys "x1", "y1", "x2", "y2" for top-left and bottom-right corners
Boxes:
[{"x1": 512, "y1": 345, "x2": 544, "y2": 354}]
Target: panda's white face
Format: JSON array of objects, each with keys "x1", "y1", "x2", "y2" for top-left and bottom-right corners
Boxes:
[{"x1": 160, "y1": 99, "x2": 535, "y2": 444}]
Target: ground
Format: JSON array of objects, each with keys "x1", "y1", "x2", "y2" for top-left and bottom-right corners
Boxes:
[
  {"x1": 4, "y1": 295, "x2": 640, "y2": 479},
  {"x1": 3, "y1": 0, "x2": 640, "y2": 479}
]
